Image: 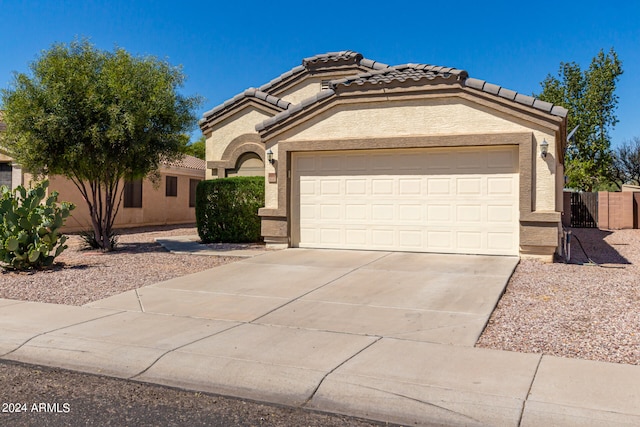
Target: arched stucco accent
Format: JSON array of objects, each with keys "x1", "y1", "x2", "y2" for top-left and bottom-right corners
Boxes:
[{"x1": 206, "y1": 133, "x2": 265, "y2": 178}]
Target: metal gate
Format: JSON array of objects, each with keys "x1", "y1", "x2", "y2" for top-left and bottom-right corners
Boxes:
[{"x1": 570, "y1": 192, "x2": 598, "y2": 228}]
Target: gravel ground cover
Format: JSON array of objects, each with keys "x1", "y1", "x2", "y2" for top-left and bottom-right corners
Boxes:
[
  {"x1": 477, "y1": 228, "x2": 640, "y2": 365},
  {"x1": 0, "y1": 225, "x2": 241, "y2": 306}
]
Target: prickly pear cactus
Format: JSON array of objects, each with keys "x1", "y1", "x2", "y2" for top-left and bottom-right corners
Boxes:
[{"x1": 0, "y1": 180, "x2": 75, "y2": 270}]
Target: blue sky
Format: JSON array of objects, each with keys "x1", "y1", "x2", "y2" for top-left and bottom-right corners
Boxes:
[{"x1": 1, "y1": 0, "x2": 638, "y2": 146}]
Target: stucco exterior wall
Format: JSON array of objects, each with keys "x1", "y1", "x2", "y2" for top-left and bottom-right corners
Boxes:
[
  {"x1": 267, "y1": 97, "x2": 559, "y2": 213},
  {"x1": 264, "y1": 146, "x2": 279, "y2": 208},
  {"x1": 275, "y1": 78, "x2": 323, "y2": 105},
  {"x1": 50, "y1": 167, "x2": 203, "y2": 232},
  {"x1": 205, "y1": 108, "x2": 271, "y2": 179}
]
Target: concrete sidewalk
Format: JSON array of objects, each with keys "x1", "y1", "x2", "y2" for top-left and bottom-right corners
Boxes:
[{"x1": 1, "y1": 249, "x2": 639, "y2": 426}]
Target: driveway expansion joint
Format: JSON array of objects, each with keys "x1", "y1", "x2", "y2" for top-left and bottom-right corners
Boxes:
[
  {"x1": 0, "y1": 308, "x2": 123, "y2": 358},
  {"x1": 248, "y1": 252, "x2": 393, "y2": 325},
  {"x1": 518, "y1": 353, "x2": 543, "y2": 427},
  {"x1": 302, "y1": 336, "x2": 383, "y2": 408},
  {"x1": 128, "y1": 321, "x2": 244, "y2": 380}
]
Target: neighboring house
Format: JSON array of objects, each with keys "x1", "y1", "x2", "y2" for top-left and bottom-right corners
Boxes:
[
  {"x1": 0, "y1": 114, "x2": 30, "y2": 190},
  {"x1": 1, "y1": 114, "x2": 204, "y2": 231},
  {"x1": 202, "y1": 51, "x2": 568, "y2": 261},
  {"x1": 52, "y1": 155, "x2": 205, "y2": 232}
]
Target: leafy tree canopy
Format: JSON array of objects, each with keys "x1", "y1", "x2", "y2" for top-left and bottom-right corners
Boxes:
[
  {"x1": 537, "y1": 48, "x2": 623, "y2": 191},
  {"x1": 182, "y1": 134, "x2": 206, "y2": 160},
  {"x1": 612, "y1": 137, "x2": 640, "y2": 187},
  {"x1": 0, "y1": 38, "x2": 202, "y2": 249}
]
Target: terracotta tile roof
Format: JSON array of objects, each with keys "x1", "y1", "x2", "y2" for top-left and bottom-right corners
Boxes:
[
  {"x1": 330, "y1": 63, "x2": 468, "y2": 90},
  {"x1": 200, "y1": 51, "x2": 390, "y2": 132},
  {"x1": 302, "y1": 50, "x2": 389, "y2": 71},
  {"x1": 256, "y1": 64, "x2": 466, "y2": 132},
  {"x1": 256, "y1": 63, "x2": 569, "y2": 133},
  {"x1": 199, "y1": 87, "x2": 291, "y2": 130},
  {"x1": 464, "y1": 77, "x2": 568, "y2": 117},
  {"x1": 165, "y1": 154, "x2": 205, "y2": 171}
]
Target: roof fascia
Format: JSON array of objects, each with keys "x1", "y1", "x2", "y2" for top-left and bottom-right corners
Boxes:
[
  {"x1": 200, "y1": 98, "x2": 284, "y2": 135},
  {"x1": 258, "y1": 85, "x2": 567, "y2": 144}
]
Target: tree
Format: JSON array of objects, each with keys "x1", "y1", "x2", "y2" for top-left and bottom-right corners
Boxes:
[
  {"x1": 537, "y1": 48, "x2": 623, "y2": 191},
  {"x1": 0, "y1": 39, "x2": 202, "y2": 250},
  {"x1": 182, "y1": 134, "x2": 206, "y2": 160},
  {"x1": 612, "y1": 137, "x2": 640, "y2": 187}
]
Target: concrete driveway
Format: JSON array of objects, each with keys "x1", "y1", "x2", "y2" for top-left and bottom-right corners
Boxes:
[
  {"x1": 88, "y1": 249, "x2": 518, "y2": 346},
  {"x1": 4, "y1": 249, "x2": 640, "y2": 425}
]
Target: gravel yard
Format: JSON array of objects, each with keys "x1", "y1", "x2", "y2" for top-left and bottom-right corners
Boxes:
[
  {"x1": 0, "y1": 225, "x2": 241, "y2": 306},
  {"x1": 477, "y1": 228, "x2": 640, "y2": 365},
  {"x1": 1, "y1": 224, "x2": 639, "y2": 366}
]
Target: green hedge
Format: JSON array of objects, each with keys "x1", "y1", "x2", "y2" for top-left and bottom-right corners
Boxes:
[{"x1": 196, "y1": 176, "x2": 265, "y2": 243}]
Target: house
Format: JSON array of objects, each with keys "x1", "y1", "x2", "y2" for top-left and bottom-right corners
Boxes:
[
  {"x1": 203, "y1": 51, "x2": 568, "y2": 261},
  {"x1": 1, "y1": 113, "x2": 204, "y2": 231},
  {"x1": 50, "y1": 155, "x2": 205, "y2": 232}
]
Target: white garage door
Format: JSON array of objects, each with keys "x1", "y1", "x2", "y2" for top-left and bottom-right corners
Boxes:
[{"x1": 291, "y1": 146, "x2": 519, "y2": 256}]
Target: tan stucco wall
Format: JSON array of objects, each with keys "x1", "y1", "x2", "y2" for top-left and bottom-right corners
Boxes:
[
  {"x1": 266, "y1": 97, "x2": 559, "y2": 213},
  {"x1": 50, "y1": 167, "x2": 203, "y2": 232},
  {"x1": 276, "y1": 78, "x2": 323, "y2": 105},
  {"x1": 205, "y1": 108, "x2": 271, "y2": 179}
]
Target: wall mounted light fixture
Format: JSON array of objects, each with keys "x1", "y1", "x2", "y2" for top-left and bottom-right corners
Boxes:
[
  {"x1": 540, "y1": 139, "x2": 549, "y2": 158},
  {"x1": 266, "y1": 148, "x2": 274, "y2": 164}
]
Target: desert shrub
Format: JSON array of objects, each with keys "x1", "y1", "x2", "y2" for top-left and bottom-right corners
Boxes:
[
  {"x1": 0, "y1": 180, "x2": 75, "y2": 270},
  {"x1": 79, "y1": 228, "x2": 119, "y2": 250},
  {"x1": 196, "y1": 176, "x2": 264, "y2": 243}
]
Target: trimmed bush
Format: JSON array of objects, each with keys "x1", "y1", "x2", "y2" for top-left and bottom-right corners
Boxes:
[
  {"x1": 196, "y1": 176, "x2": 265, "y2": 243},
  {"x1": 0, "y1": 180, "x2": 75, "y2": 270}
]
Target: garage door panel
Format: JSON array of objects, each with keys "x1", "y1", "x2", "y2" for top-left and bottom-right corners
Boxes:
[
  {"x1": 372, "y1": 179, "x2": 394, "y2": 195},
  {"x1": 320, "y1": 180, "x2": 341, "y2": 195},
  {"x1": 428, "y1": 231, "x2": 454, "y2": 250},
  {"x1": 372, "y1": 229, "x2": 394, "y2": 246},
  {"x1": 427, "y1": 204, "x2": 453, "y2": 223},
  {"x1": 372, "y1": 204, "x2": 394, "y2": 221},
  {"x1": 427, "y1": 178, "x2": 451, "y2": 195},
  {"x1": 456, "y1": 150, "x2": 486, "y2": 171},
  {"x1": 320, "y1": 228, "x2": 341, "y2": 244},
  {"x1": 345, "y1": 229, "x2": 367, "y2": 245},
  {"x1": 487, "y1": 177, "x2": 515, "y2": 194},
  {"x1": 427, "y1": 152, "x2": 455, "y2": 170},
  {"x1": 457, "y1": 178, "x2": 482, "y2": 195},
  {"x1": 398, "y1": 178, "x2": 422, "y2": 195},
  {"x1": 457, "y1": 204, "x2": 482, "y2": 223},
  {"x1": 345, "y1": 155, "x2": 368, "y2": 171},
  {"x1": 398, "y1": 204, "x2": 423, "y2": 221},
  {"x1": 457, "y1": 232, "x2": 482, "y2": 251},
  {"x1": 488, "y1": 148, "x2": 517, "y2": 171},
  {"x1": 398, "y1": 230, "x2": 423, "y2": 248},
  {"x1": 487, "y1": 232, "x2": 515, "y2": 251},
  {"x1": 345, "y1": 204, "x2": 367, "y2": 220},
  {"x1": 293, "y1": 147, "x2": 519, "y2": 255},
  {"x1": 345, "y1": 179, "x2": 367, "y2": 195},
  {"x1": 487, "y1": 205, "x2": 515, "y2": 223}
]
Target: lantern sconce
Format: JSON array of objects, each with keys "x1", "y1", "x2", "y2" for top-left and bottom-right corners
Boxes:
[
  {"x1": 540, "y1": 139, "x2": 549, "y2": 158},
  {"x1": 266, "y1": 148, "x2": 274, "y2": 164}
]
